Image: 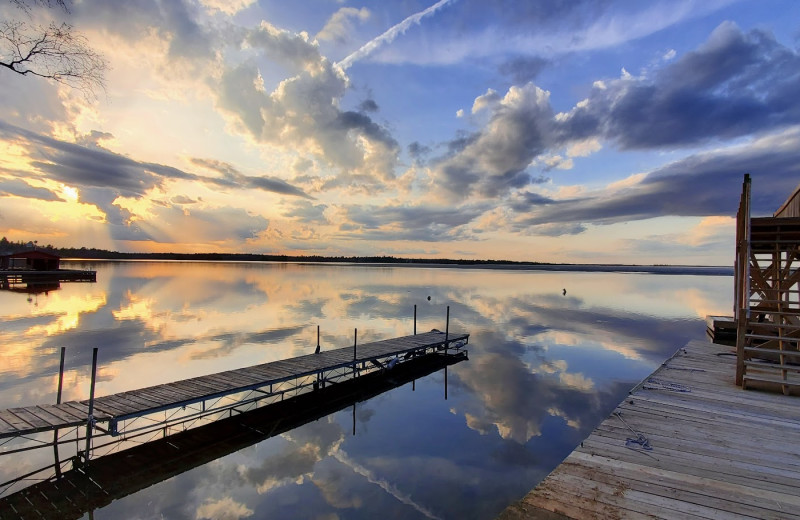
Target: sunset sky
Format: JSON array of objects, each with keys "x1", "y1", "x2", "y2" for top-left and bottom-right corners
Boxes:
[{"x1": 1, "y1": 0, "x2": 799, "y2": 264}]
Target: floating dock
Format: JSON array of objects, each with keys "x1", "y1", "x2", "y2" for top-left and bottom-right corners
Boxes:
[
  {"x1": 0, "y1": 330, "x2": 468, "y2": 442},
  {"x1": 498, "y1": 339, "x2": 800, "y2": 519},
  {"x1": 0, "y1": 352, "x2": 466, "y2": 519}
]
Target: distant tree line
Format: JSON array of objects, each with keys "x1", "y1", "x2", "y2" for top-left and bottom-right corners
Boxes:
[{"x1": 0, "y1": 237, "x2": 543, "y2": 266}]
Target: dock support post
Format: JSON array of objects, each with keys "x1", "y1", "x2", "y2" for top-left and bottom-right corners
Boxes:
[
  {"x1": 445, "y1": 365, "x2": 448, "y2": 400},
  {"x1": 84, "y1": 347, "x2": 98, "y2": 464},
  {"x1": 54, "y1": 347, "x2": 66, "y2": 477},
  {"x1": 315, "y1": 325, "x2": 320, "y2": 354},
  {"x1": 353, "y1": 328, "x2": 358, "y2": 378},
  {"x1": 414, "y1": 304, "x2": 417, "y2": 335},
  {"x1": 445, "y1": 305, "x2": 450, "y2": 355}
]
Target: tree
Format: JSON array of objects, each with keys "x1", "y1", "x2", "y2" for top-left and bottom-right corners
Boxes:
[{"x1": 1, "y1": 0, "x2": 106, "y2": 97}]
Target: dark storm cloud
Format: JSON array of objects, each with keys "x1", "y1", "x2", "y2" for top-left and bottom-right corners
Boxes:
[
  {"x1": 521, "y1": 132, "x2": 800, "y2": 229},
  {"x1": 559, "y1": 22, "x2": 800, "y2": 149}
]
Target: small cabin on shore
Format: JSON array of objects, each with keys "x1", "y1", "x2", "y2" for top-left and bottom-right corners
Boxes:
[{"x1": 0, "y1": 250, "x2": 61, "y2": 271}]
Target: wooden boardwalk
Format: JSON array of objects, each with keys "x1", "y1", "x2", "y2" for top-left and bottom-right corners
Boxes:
[
  {"x1": 498, "y1": 339, "x2": 800, "y2": 520},
  {"x1": 0, "y1": 330, "x2": 468, "y2": 440}
]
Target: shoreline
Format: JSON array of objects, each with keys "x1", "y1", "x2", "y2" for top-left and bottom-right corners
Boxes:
[{"x1": 61, "y1": 258, "x2": 733, "y2": 277}]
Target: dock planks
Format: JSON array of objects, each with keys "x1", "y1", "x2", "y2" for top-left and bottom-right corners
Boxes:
[
  {"x1": 498, "y1": 339, "x2": 800, "y2": 520},
  {"x1": 0, "y1": 330, "x2": 467, "y2": 439}
]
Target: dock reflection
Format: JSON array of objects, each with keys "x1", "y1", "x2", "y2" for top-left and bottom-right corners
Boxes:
[{"x1": 0, "y1": 352, "x2": 466, "y2": 519}]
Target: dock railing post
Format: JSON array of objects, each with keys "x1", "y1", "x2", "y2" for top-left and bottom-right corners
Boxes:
[
  {"x1": 414, "y1": 304, "x2": 417, "y2": 335},
  {"x1": 315, "y1": 325, "x2": 320, "y2": 354},
  {"x1": 84, "y1": 347, "x2": 98, "y2": 464}
]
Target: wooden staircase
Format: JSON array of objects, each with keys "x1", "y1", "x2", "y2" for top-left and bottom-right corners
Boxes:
[{"x1": 735, "y1": 175, "x2": 800, "y2": 394}]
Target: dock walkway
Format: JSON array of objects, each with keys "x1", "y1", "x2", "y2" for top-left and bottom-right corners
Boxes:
[
  {"x1": 498, "y1": 339, "x2": 800, "y2": 519},
  {"x1": 0, "y1": 330, "x2": 468, "y2": 440}
]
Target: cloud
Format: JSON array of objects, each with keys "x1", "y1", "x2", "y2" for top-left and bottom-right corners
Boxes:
[
  {"x1": 519, "y1": 127, "x2": 800, "y2": 232},
  {"x1": 316, "y1": 7, "x2": 370, "y2": 44},
  {"x1": 430, "y1": 21, "x2": 800, "y2": 209},
  {"x1": 283, "y1": 200, "x2": 329, "y2": 225},
  {"x1": 338, "y1": 203, "x2": 486, "y2": 242},
  {"x1": 434, "y1": 83, "x2": 554, "y2": 200},
  {"x1": 214, "y1": 26, "x2": 400, "y2": 188},
  {"x1": 200, "y1": 0, "x2": 256, "y2": 16},
  {"x1": 189, "y1": 158, "x2": 312, "y2": 199},
  {"x1": 196, "y1": 497, "x2": 253, "y2": 520},
  {"x1": 498, "y1": 56, "x2": 549, "y2": 84},
  {"x1": 558, "y1": 22, "x2": 800, "y2": 149},
  {"x1": 0, "y1": 178, "x2": 63, "y2": 201}
]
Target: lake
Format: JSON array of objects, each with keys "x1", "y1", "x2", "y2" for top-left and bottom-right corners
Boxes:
[{"x1": 0, "y1": 261, "x2": 732, "y2": 519}]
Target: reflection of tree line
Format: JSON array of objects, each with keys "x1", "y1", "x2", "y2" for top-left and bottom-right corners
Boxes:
[{"x1": 0, "y1": 353, "x2": 465, "y2": 518}]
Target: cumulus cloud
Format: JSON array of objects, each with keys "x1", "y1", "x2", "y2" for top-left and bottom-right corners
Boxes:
[
  {"x1": 435, "y1": 83, "x2": 554, "y2": 200},
  {"x1": 214, "y1": 24, "x2": 400, "y2": 188},
  {"x1": 431, "y1": 21, "x2": 800, "y2": 210},
  {"x1": 557, "y1": 22, "x2": 800, "y2": 149}
]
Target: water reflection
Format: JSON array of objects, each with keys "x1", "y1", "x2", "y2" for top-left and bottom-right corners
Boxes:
[{"x1": 0, "y1": 261, "x2": 732, "y2": 519}]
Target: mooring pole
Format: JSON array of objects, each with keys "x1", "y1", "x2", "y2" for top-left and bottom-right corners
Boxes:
[
  {"x1": 414, "y1": 304, "x2": 417, "y2": 335},
  {"x1": 84, "y1": 348, "x2": 98, "y2": 464},
  {"x1": 53, "y1": 347, "x2": 66, "y2": 477},
  {"x1": 315, "y1": 325, "x2": 320, "y2": 354}
]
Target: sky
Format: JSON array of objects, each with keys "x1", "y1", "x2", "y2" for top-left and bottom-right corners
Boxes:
[{"x1": 1, "y1": 0, "x2": 799, "y2": 264}]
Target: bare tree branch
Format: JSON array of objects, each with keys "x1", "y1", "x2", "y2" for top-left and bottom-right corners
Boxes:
[
  {"x1": 10, "y1": 0, "x2": 69, "y2": 14},
  {"x1": 0, "y1": 19, "x2": 106, "y2": 97}
]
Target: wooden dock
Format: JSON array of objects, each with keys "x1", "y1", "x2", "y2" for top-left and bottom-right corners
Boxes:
[
  {"x1": 0, "y1": 330, "x2": 469, "y2": 441},
  {"x1": 0, "y1": 352, "x2": 466, "y2": 519},
  {"x1": 498, "y1": 338, "x2": 800, "y2": 520}
]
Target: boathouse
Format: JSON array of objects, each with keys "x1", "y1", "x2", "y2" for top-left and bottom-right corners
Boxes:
[{"x1": 0, "y1": 249, "x2": 61, "y2": 271}]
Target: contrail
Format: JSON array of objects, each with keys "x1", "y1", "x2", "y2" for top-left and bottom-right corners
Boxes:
[
  {"x1": 336, "y1": 0, "x2": 458, "y2": 70},
  {"x1": 332, "y1": 450, "x2": 443, "y2": 520}
]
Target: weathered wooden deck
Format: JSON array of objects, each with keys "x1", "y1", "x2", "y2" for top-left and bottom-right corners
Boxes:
[
  {"x1": 0, "y1": 330, "x2": 468, "y2": 440},
  {"x1": 498, "y1": 339, "x2": 800, "y2": 520}
]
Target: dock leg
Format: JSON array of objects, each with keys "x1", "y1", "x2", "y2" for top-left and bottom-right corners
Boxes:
[
  {"x1": 445, "y1": 305, "x2": 450, "y2": 355},
  {"x1": 414, "y1": 304, "x2": 417, "y2": 335},
  {"x1": 54, "y1": 347, "x2": 66, "y2": 477},
  {"x1": 353, "y1": 328, "x2": 358, "y2": 378},
  {"x1": 84, "y1": 347, "x2": 98, "y2": 464}
]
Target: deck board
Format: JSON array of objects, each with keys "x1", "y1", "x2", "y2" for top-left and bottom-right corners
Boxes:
[
  {"x1": 498, "y1": 339, "x2": 800, "y2": 520},
  {"x1": 0, "y1": 330, "x2": 468, "y2": 439}
]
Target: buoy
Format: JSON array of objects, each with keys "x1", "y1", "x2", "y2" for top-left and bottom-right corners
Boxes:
[{"x1": 427, "y1": 295, "x2": 431, "y2": 301}]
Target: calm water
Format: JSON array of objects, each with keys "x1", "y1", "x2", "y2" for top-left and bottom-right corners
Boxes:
[{"x1": 0, "y1": 261, "x2": 731, "y2": 519}]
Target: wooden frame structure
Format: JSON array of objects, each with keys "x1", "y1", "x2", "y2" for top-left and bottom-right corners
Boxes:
[{"x1": 735, "y1": 174, "x2": 800, "y2": 393}]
